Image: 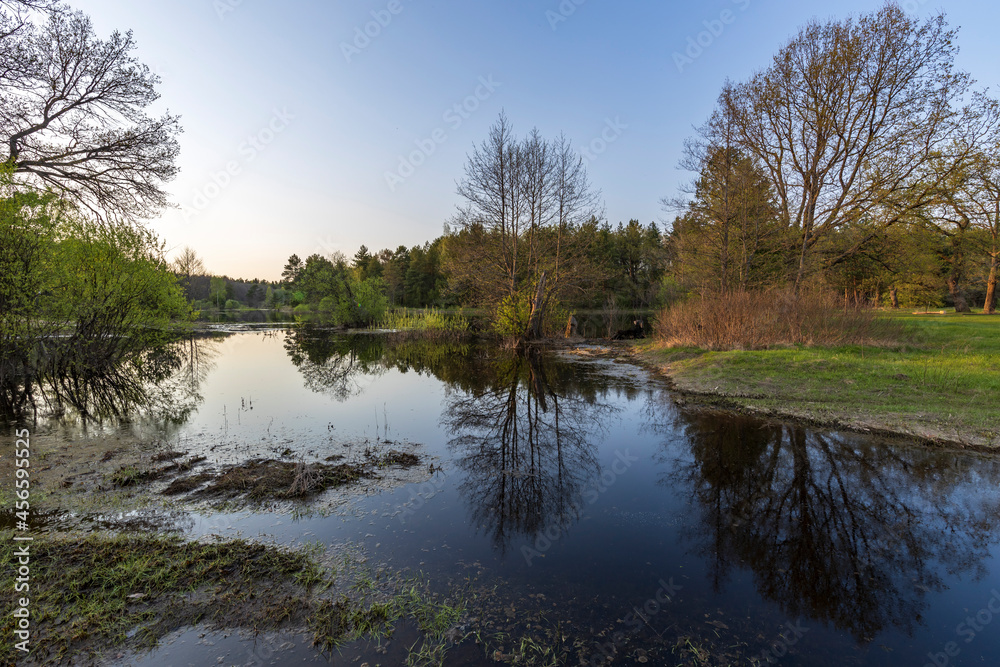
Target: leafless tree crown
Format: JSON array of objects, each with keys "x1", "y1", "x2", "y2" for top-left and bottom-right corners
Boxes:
[{"x1": 1, "y1": 4, "x2": 181, "y2": 221}]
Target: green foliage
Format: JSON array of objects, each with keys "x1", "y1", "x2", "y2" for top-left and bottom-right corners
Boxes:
[
  {"x1": 352, "y1": 244, "x2": 372, "y2": 279},
  {"x1": 0, "y1": 189, "x2": 59, "y2": 325},
  {"x1": 224, "y1": 299, "x2": 242, "y2": 311},
  {"x1": 282, "y1": 254, "x2": 303, "y2": 286},
  {"x1": 297, "y1": 254, "x2": 341, "y2": 302},
  {"x1": 349, "y1": 277, "x2": 389, "y2": 325},
  {"x1": 285, "y1": 252, "x2": 391, "y2": 326},
  {"x1": 246, "y1": 282, "x2": 261, "y2": 306},
  {"x1": 0, "y1": 179, "x2": 189, "y2": 415},
  {"x1": 209, "y1": 276, "x2": 228, "y2": 308},
  {"x1": 492, "y1": 291, "x2": 534, "y2": 339},
  {"x1": 40, "y1": 218, "x2": 187, "y2": 328},
  {"x1": 379, "y1": 308, "x2": 470, "y2": 333},
  {"x1": 587, "y1": 220, "x2": 670, "y2": 307}
]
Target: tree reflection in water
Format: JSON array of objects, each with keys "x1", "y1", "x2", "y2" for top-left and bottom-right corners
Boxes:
[
  {"x1": 1, "y1": 333, "x2": 223, "y2": 431},
  {"x1": 652, "y1": 395, "x2": 1000, "y2": 642},
  {"x1": 283, "y1": 329, "x2": 388, "y2": 401},
  {"x1": 442, "y1": 349, "x2": 617, "y2": 555}
]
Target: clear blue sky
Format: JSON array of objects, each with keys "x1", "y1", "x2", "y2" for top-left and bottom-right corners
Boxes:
[{"x1": 71, "y1": 0, "x2": 1000, "y2": 281}]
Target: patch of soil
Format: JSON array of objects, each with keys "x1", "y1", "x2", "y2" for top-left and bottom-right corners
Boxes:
[
  {"x1": 162, "y1": 455, "x2": 207, "y2": 473},
  {"x1": 170, "y1": 450, "x2": 423, "y2": 502},
  {"x1": 196, "y1": 459, "x2": 368, "y2": 501},
  {"x1": 377, "y1": 451, "x2": 420, "y2": 467},
  {"x1": 108, "y1": 465, "x2": 164, "y2": 488},
  {"x1": 151, "y1": 450, "x2": 186, "y2": 462},
  {"x1": 162, "y1": 473, "x2": 215, "y2": 496}
]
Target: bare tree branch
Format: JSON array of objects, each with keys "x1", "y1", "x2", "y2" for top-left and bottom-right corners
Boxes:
[{"x1": 1, "y1": 7, "x2": 181, "y2": 221}]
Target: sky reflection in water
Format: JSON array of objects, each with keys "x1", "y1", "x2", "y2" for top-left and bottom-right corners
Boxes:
[{"x1": 22, "y1": 329, "x2": 1000, "y2": 666}]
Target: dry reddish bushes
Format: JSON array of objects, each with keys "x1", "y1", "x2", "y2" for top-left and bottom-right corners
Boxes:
[{"x1": 654, "y1": 288, "x2": 901, "y2": 350}]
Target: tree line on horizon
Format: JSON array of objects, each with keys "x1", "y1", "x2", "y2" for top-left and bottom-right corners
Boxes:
[
  {"x1": 173, "y1": 215, "x2": 668, "y2": 321},
  {"x1": 195, "y1": 5, "x2": 1000, "y2": 334},
  {"x1": 4, "y1": 0, "x2": 999, "y2": 388}
]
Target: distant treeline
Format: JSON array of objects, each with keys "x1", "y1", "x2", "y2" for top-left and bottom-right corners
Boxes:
[{"x1": 182, "y1": 218, "x2": 669, "y2": 317}]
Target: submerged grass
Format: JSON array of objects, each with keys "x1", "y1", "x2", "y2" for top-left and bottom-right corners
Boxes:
[
  {"x1": 309, "y1": 583, "x2": 465, "y2": 655},
  {"x1": 0, "y1": 532, "x2": 322, "y2": 664},
  {"x1": 0, "y1": 531, "x2": 474, "y2": 666},
  {"x1": 638, "y1": 311, "x2": 1000, "y2": 446}
]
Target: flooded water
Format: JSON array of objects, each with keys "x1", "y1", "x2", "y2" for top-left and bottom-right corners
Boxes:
[{"x1": 10, "y1": 328, "x2": 1000, "y2": 665}]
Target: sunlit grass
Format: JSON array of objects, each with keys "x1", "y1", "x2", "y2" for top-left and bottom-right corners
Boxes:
[
  {"x1": 638, "y1": 311, "x2": 1000, "y2": 445},
  {"x1": 377, "y1": 307, "x2": 471, "y2": 333}
]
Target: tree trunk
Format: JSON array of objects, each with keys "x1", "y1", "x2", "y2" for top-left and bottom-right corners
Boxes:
[
  {"x1": 985, "y1": 254, "x2": 998, "y2": 315},
  {"x1": 947, "y1": 274, "x2": 971, "y2": 313},
  {"x1": 948, "y1": 229, "x2": 972, "y2": 313},
  {"x1": 564, "y1": 314, "x2": 578, "y2": 338},
  {"x1": 525, "y1": 272, "x2": 547, "y2": 341}
]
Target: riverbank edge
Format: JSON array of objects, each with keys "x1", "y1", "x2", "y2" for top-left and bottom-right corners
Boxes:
[{"x1": 605, "y1": 340, "x2": 999, "y2": 454}]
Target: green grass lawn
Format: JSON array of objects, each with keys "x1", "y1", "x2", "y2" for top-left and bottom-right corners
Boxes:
[{"x1": 636, "y1": 311, "x2": 1000, "y2": 447}]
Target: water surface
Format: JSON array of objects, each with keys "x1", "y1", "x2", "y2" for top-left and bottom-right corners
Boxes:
[{"x1": 12, "y1": 328, "x2": 1000, "y2": 666}]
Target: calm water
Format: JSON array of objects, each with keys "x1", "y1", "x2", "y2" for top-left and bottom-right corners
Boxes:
[{"x1": 13, "y1": 328, "x2": 1000, "y2": 666}]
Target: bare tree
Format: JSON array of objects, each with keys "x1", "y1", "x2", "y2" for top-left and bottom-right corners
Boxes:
[
  {"x1": 450, "y1": 112, "x2": 602, "y2": 341},
  {"x1": 172, "y1": 246, "x2": 205, "y2": 299},
  {"x1": 454, "y1": 111, "x2": 525, "y2": 301},
  {"x1": 0, "y1": 0, "x2": 55, "y2": 45},
  {"x1": 1, "y1": 6, "x2": 181, "y2": 221},
  {"x1": 721, "y1": 5, "x2": 998, "y2": 290}
]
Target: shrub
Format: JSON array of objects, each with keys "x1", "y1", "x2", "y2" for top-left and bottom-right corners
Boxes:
[
  {"x1": 378, "y1": 308, "x2": 471, "y2": 341},
  {"x1": 223, "y1": 299, "x2": 242, "y2": 311},
  {"x1": 654, "y1": 288, "x2": 902, "y2": 350},
  {"x1": 350, "y1": 277, "x2": 389, "y2": 325},
  {"x1": 492, "y1": 291, "x2": 533, "y2": 339}
]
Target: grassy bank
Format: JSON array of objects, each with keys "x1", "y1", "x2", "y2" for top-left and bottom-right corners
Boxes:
[{"x1": 635, "y1": 312, "x2": 1000, "y2": 448}]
